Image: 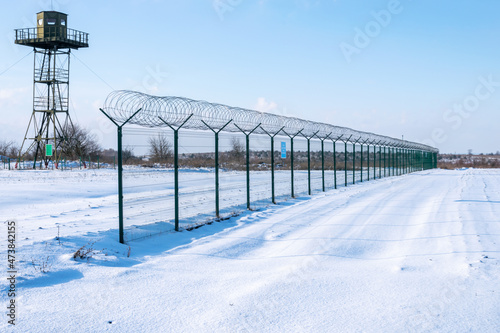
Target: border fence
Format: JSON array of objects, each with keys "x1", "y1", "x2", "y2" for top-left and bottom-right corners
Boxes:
[{"x1": 101, "y1": 90, "x2": 438, "y2": 243}]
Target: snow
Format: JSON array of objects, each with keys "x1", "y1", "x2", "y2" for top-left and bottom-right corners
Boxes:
[{"x1": 1, "y1": 168, "x2": 499, "y2": 332}]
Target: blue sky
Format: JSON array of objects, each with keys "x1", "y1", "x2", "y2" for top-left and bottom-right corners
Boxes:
[{"x1": 1, "y1": 0, "x2": 499, "y2": 153}]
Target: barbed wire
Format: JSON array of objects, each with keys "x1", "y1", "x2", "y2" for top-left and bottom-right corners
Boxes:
[{"x1": 102, "y1": 90, "x2": 438, "y2": 152}]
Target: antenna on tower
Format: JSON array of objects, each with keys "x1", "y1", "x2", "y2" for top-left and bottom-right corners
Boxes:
[{"x1": 14, "y1": 11, "x2": 89, "y2": 169}]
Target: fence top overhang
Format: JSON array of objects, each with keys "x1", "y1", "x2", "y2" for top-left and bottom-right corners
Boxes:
[{"x1": 102, "y1": 90, "x2": 439, "y2": 153}]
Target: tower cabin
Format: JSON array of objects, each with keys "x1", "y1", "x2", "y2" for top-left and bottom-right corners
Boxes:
[{"x1": 15, "y1": 11, "x2": 88, "y2": 49}]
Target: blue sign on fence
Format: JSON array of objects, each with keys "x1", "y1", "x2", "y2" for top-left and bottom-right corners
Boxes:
[{"x1": 281, "y1": 142, "x2": 286, "y2": 159}]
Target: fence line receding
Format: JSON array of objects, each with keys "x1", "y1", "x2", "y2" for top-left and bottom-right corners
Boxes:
[{"x1": 101, "y1": 90, "x2": 439, "y2": 243}]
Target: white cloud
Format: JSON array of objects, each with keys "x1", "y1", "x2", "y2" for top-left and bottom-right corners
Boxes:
[
  {"x1": 254, "y1": 97, "x2": 278, "y2": 112},
  {"x1": 0, "y1": 87, "x2": 27, "y2": 100}
]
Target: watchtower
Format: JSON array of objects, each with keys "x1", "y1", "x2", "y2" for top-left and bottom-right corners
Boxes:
[{"x1": 15, "y1": 11, "x2": 89, "y2": 168}]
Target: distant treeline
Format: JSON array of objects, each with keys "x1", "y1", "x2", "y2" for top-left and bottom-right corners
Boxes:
[{"x1": 438, "y1": 153, "x2": 500, "y2": 169}]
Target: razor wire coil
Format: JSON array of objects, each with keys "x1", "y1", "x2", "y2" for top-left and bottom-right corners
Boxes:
[{"x1": 102, "y1": 90, "x2": 438, "y2": 153}]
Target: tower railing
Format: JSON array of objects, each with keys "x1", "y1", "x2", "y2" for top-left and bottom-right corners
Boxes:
[{"x1": 15, "y1": 27, "x2": 89, "y2": 46}]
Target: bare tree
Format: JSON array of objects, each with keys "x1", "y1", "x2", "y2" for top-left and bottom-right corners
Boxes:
[
  {"x1": 0, "y1": 140, "x2": 17, "y2": 157},
  {"x1": 148, "y1": 133, "x2": 172, "y2": 164},
  {"x1": 122, "y1": 146, "x2": 135, "y2": 164},
  {"x1": 8, "y1": 144, "x2": 19, "y2": 158},
  {"x1": 62, "y1": 124, "x2": 101, "y2": 159},
  {"x1": 230, "y1": 136, "x2": 245, "y2": 160}
]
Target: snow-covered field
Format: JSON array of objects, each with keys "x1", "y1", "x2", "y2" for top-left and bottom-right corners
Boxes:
[{"x1": 1, "y1": 168, "x2": 499, "y2": 332}]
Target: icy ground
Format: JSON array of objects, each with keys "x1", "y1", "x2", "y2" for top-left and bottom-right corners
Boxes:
[{"x1": 1, "y1": 168, "x2": 499, "y2": 332}]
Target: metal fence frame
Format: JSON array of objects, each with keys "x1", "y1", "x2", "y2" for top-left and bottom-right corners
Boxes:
[{"x1": 101, "y1": 91, "x2": 438, "y2": 243}]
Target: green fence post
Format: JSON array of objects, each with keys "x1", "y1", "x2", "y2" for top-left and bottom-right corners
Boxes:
[
  {"x1": 395, "y1": 148, "x2": 397, "y2": 175},
  {"x1": 416, "y1": 150, "x2": 419, "y2": 171},
  {"x1": 379, "y1": 145, "x2": 382, "y2": 179},
  {"x1": 389, "y1": 148, "x2": 392, "y2": 176},
  {"x1": 411, "y1": 150, "x2": 413, "y2": 173},
  {"x1": 394, "y1": 148, "x2": 397, "y2": 176},
  {"x1": 353, "y1": 139, "x2": 361, "y2": 184},
  {"x1": 417, "y1": 150, "x2": 420, "y2": 171},
  {"x1": 407, "y1": 149, "x2": 409, "y2": 173},
  {"x1": 304, "y1": 131, "x2": 319, "y2": 196},
  {"x1": 352, "y1": 139, "x2": 361, "y2": 184},
  {"x1": 402, "y1": 148, "x2": 405, "y2": 174},
  {"x1": 234, "y1": 123, "x2": 261, "y2": 210},
  {"x1": 333, "y1": 137, "x2": 340, "y2": 190},
  {"x1": 271, "y1": 138, "x2": 275, "y2": 202},
  {"x1": 384, "y1": 146, "x2": 386, "y2": 177},
  {"x1": 401, "y1": 148, "x2": 404, "y2": 175},
  {"x1": 367, "y1": 144, "x2": 370, "y2": 181},
  {"x1": 282, "y1": 129, "x2": 303, "y2": 198},
  {"x1": 319, "y1": 134, "x2": 332, "y2": 192},
  {"x1": 414, "y1": 150, "x2": 417, "y2": 172},
  {"x1": 401, "y1": 148, "x2": 404, "y2": 174},
  {"x1": 334, "y1": 140, "x2": 337, "y2": 189},
  {"x1": 415, "y1": 150, "x2": 417, "y2": 172},
  {"x1": 116, "y1": 129, "x2": 124, "y2": 241},
  {"x1": 215, "y1": 132, "x2": 220, "y2": 216},
  {"x1": 246, "y1": 134, "x2": 251, "y2": 202},
  {"x1": 307, "y1": 138, "x2": 311, "y2": 195},
  {"x1": 394, "y1": 147, "x2": 396, "y2": 176},
  {"x1": 410, "y1": 149, "x2": 413, "y2": 173},
  {"x1": 396, "y1": 148, "x2": 398, "y2": 175},
  {"x1": 100, "y1": 108, "x2": 141, "y2": 244},
  {"x1": 399, "y1": 148, "x2": 401, "y2": 175},
  {"x1": 387, "y1": 147, "x2": 390, "y2": 176},
  {"x1": 201, "y1": 119, "x2": 232, "y2": 218},
  {"x1": 344, "y1": 141, "x2": 348, "y2": 187},
  {"x1": 409, "y1": 149, "x2": 412, "y2": 173},
  {"x1": 319, "y1": 135, "x2": 330, "y2": 192},
  {"x1": 404, "y1": 148, "x2": 408, "y2": 174},
  {"x1": 407, "y1": 149, "x2": 410, "y2": 174},
  {"x1": 360, "y1": 144, "x2": 364, "y2": 182},
  {"x1": 159, "y1": 114, "x2": 193, "y2": 231},
  {"x1": 291, "y1": 137, "x2": 295, "y2": 197},
  {"x1": 394, "y1": 147, "x2": 397, "y2": 176},
  {"x1": 321, "y1": 139, "x2": 325, "y2": 191},
  {"x1": 414, "y1": 150, "x2": 416, "y2": 172},
  {"x1": 341, "y1": 135, "x2": 352, "y2": 187},
  {"x1": 261, "y1": 126, "x2": 285, "y2": 205},
  {"x1": 403, "y1": 148, "x2": 406, "y2": 174},
  {"x1": 352, "y1": 142, "x2": 356, "y2": 185}
]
